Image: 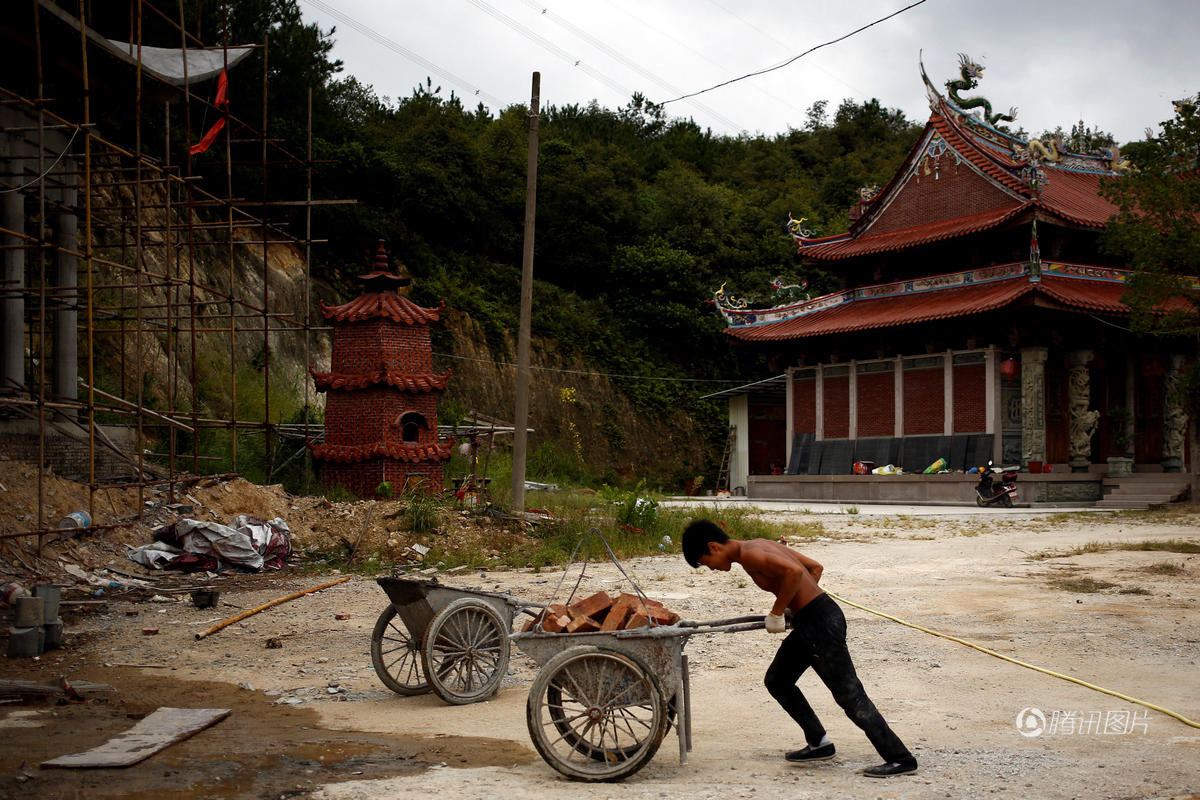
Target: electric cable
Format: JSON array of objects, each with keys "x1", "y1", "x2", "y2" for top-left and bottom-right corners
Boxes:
[
  {"x1": 463, "y1": 0, "x2": 635, "y2": 102},
  {"x1": 519, "y1": 0, "x2": 745, "y2": 132},
  {"x1": 300, "y1": 0, "x2": 505, "y2": 108},
  {"x1": 662, "y1": 0, "x2": 930, "y2": 105},
  {"x1": 825, "y1": 589, "x2": 1200, "y2": 730}
]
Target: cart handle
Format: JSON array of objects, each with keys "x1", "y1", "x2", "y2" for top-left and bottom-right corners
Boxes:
[{"x1": 678, "y1": 615, "x2": 767, "y2": 634}]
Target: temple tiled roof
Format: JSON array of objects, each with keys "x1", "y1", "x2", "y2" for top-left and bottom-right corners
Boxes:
[
  {"x1": 310, "y1": 368, "x2": 450, "y2": 393},
  {"x1": 726, "y1": 273, "x2": 1136, "y2": 342},
  {"x1": 801, "y1": 206, "x2": 1025, "y2": 261},
  {"x1": 309, "y1": 441, "x2": 455, "y2": 463},
  {"x1": 319, "y1": 293, "x2": 442, "y2": 325},
  {"x1": 797, "y1": 97, "x2": 1122, "y2": 262}
]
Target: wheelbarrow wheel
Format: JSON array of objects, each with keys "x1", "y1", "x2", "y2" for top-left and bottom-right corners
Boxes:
[
  {"x1": 370, "y1": 604, "x2": 429, "y2": 695},
  {"x1": 527, "y1": 645, "x2": 667, "y2": 782},
  {"x1": 422, "y1": 597, "x2": 510, "y2": 705}
]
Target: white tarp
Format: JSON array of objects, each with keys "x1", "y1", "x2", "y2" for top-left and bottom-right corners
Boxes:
[{"x1": 103, "y1": 41, "x2": 254, "y2": 85}]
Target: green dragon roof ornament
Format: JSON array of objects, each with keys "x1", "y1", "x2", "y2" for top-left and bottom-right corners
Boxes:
[{"x1": 945, "y1": 53, "x2": 1017, "y2": 128}]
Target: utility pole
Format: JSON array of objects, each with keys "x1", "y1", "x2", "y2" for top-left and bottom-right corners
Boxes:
[{"x1": 512, "y1": 72, "x2": 539, "y2": 512}]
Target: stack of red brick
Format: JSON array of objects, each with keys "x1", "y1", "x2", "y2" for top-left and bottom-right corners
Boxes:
[{"x1": 522, "y1": 590, "x2": 681, "y2": 633}]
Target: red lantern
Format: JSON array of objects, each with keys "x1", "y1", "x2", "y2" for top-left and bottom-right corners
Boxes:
[{"x1": 999, "y1": 358, "x2": 1019, "y2": 381}]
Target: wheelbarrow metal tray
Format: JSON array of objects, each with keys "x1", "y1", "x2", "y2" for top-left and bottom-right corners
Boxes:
[
  {"x1": 377, "y1": 576, "x2": 526, "y2": 635},
  {"x1": 511, "y1": 626, "x2": 691, "y2": 699}
]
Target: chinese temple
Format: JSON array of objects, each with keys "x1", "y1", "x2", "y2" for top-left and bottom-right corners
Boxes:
[
  {"x1": 309, "y1": 241, "x2": 453, "y2": 497},
  {"x1": 713, "y1": 56, "x2": 1193, "y2": 504}
]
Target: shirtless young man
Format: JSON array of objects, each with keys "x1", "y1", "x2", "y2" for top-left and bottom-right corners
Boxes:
[{"x1": 682, "y1": 519, "x2": 917, "y2": 778}]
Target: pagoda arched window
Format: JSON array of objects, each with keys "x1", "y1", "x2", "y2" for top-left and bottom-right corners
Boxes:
[{"x1": 399, "y1": 411, "x2": 428, "y2": 443}]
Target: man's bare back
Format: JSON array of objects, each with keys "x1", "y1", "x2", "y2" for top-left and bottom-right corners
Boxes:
[{"x1": 736, "y1": 539, "x2": 825, "y2": 615}]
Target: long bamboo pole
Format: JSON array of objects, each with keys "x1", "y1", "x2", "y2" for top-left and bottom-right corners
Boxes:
[{"x1": 194, "y1": 575, "x2": 352, "y2": 640}]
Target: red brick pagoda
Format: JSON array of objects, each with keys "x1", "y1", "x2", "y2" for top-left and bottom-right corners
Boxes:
[{"x1": 310, "y1": 241, "x2": 453, "y2": 497}]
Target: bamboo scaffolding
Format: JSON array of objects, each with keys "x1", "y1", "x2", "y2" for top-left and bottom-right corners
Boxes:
[{"x1": 0, "y1": 0, "x2": 339, "y2": 542}]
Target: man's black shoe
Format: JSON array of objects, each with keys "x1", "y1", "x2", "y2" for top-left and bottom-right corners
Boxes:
[
  {"x1": 863, "y1": 758, "x2": 918, "y2": 777},
  {"x1": 785, "y1": 743, "x2": 836, "y2": 763}
]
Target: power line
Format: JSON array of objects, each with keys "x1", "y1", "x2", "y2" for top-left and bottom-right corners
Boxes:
[
  {"x1": 520, "y1": 0, "x2": 745, "y2": 132},
  {"x1": 300, "y1": 0, "x2": 505, "y2": 108},
  {"x1": 662, "y1": 0, "x2": 931, "y2": 105},
  {"x1": 462, "y1": 0, "x2": 636, "y2": 102},
  {"x1": 699, "y1": 0, "x2": 871, "y2": 99},
  {"x1": 607, "y1": 0, "x2": 809, "y2": 122}
]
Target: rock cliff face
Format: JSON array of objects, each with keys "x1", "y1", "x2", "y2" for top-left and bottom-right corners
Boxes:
[{"x1": 435, "y1": 309, "x2": 709, "y2": 484}]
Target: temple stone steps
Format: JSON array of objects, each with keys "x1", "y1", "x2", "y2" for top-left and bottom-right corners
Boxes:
[{"x1": 1095, "y1": 474, "x2": 1191, "y2": 510}]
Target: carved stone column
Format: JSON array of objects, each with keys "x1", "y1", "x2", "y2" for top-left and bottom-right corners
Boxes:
[
  {"x1": 1162, "y1": 355, "x2": 1187, "y2": 473},
  {"x1": 1067, "y1": 349, "x2": 1099, "y2": 472},
  {"x1": 1020, "y1": 347, "x2": 1048, "y2": 467}
]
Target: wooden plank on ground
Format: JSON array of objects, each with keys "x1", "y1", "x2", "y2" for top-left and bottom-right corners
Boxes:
[{"x1": 42, "y1": 707, "x2": 230, "y2": 768}]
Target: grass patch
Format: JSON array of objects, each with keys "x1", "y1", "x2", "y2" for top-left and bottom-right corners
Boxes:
[
  {"x1": 1031, "y1": 538, "x2": 1200, "y2": 560},
  {"x1": 1118, "y1": 586, "x2": 1152, "y2": 595},
  {"x1": 1049, "y1": 577, "x2": 1117, "y2": 593},
  {"x1": 1142, "y1": 561, "x2": 1186, "y2": 576}
]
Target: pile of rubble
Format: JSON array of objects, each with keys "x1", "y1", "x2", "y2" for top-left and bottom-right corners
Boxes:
[{"x1": 522, "y1": 590, "x2": 680, "y2": 633}]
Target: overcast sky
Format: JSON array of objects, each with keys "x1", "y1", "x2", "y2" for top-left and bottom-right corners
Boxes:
[{"x1": 297, "y1": 0, "x2": 1200, "y2": 145}]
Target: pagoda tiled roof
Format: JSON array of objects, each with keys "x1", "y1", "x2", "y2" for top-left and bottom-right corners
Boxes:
[
  {"x1": 726, "y1": 270, "x2": 1147, "y2": 342},
  {"x1": 310, "y1": 368, "x2": 450, "y2": 393},
  {"x1": 309, "y1": 441, "x2": 454, "y2": 464},
  {"x1": 320, "y1": 293, "x2": 442, "y2": 324}
]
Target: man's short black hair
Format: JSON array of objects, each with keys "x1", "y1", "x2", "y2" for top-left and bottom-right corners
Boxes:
[{"x1": 682, "y1": 519, "x2": 729, "y2": 568}]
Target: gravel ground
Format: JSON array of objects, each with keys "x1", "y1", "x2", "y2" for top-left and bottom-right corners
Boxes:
[{"x1": 3, "y1": 506, "x2": 1198, "y2": 800}]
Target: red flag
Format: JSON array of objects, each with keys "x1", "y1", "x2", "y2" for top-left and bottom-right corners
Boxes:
[{"x1": 190, "y1": 70, "x2": 229, "y2": 156}]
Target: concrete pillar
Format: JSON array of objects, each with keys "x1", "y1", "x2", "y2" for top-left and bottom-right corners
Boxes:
[
  {"x1": 893, "y1": 355, "x2": 904, "y2": 437},
  {"x1": 729, "y1": 394, "x2": 749, "y2": 493},
  {"x1": 1, "y1": 134, "x2": 26, "y2": 393},
  {"x1": 815, "y1": 366, "x2": 824, "y2": 440},
  {"x1": 943, "y1": 349, "x2": 954, "y2": 436},
  {"x1": 53, "y1": 156, "x2": 78, "y2": 406},
  {"x1": 784, "y1": 366, "x2": 794, "y2": 466},
  {"x1": 1020, "y1": 347, "x2": 1048, "y2": 467},
  {"x1": 847, "y1": 360, "x2": 857, "y2": 440}
]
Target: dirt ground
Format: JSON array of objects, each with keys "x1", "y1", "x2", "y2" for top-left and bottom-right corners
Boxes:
[{"x1": 1, "y1": 469, "x2": 1198, "y2": 799}]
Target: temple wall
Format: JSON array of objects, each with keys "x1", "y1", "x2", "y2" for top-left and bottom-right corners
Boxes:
[
  {"x1": 903, "y1": 363, "x2": 944, "y2": 435},
  {"x1": 856, "y1": 371, "x2": 894, "y2": 437},
  {"x1": 952, "y1": 362, "x2": 987, "y2": 431},
  {"x1": 822, "y1": 372, "x2": 849, "y2": 438},
  {"x1": 792, "y1": 375, "x2": 815, "y2": 434}
]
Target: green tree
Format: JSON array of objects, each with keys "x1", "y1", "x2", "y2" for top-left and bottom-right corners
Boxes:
[{"x1": 1100, "y1": 93, "x2": 1200, "y2": 496}]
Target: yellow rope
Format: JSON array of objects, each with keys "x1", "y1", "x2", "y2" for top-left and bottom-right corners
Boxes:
[{"x1": 824, "y1": 590, "x2": 1200, "y2": 730}]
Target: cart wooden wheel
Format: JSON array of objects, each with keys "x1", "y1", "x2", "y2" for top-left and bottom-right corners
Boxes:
[
  {"x1": 526, "y1": 645, "x2": 668, "y2": 782},
  {"x1": 370, "y1": 604, "x2": 429, "y2": 695},
  {"x1": 421, "y1": 597, "x2": 510, "y2": 705}
]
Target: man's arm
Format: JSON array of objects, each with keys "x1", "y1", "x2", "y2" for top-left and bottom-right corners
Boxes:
[{"x1": 795, "y1": 551, "x2": 823, "y2": 585}]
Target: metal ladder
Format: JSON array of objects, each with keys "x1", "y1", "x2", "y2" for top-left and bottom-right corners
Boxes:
[{"x1": 716, "y1": 425, "x2": 735, "y2": 492}]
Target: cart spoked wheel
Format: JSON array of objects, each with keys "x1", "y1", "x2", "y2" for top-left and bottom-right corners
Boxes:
[
  {"x1": 421, "y1": 597, "x2": 510, "y2": 705},
  {"x1": 527, "y1": 645, "x2": 667, "y2": 782},
  {"x1": 370, "y1": 604, "x2": 429, "y2": 695}
]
